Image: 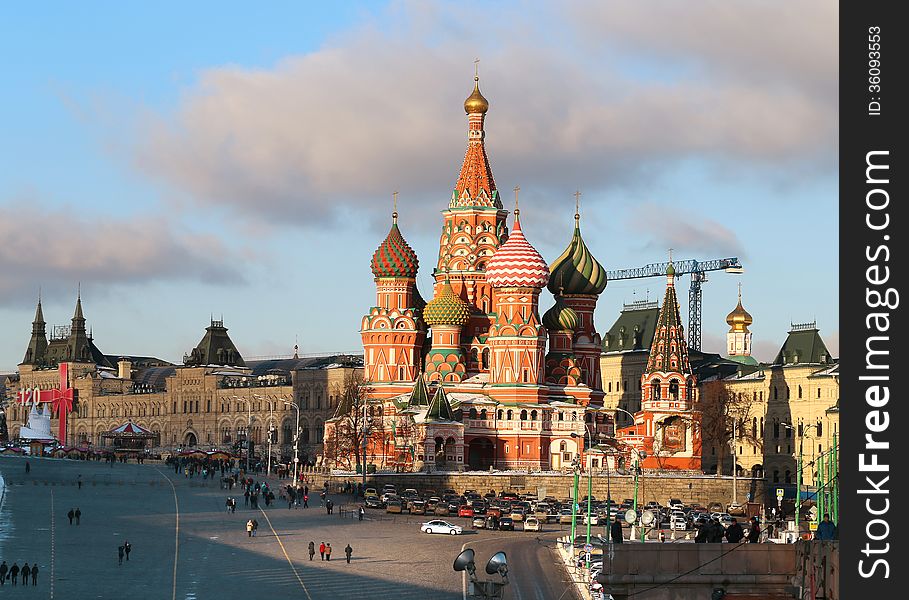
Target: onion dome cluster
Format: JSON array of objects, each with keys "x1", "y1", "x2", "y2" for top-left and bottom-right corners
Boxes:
[
  {"x1": 370, "y1": 218, "x2": 419, "y2": 279},
  {"x1": 547, "y1": 219, "x2": 607, "y2": 296},
  {"x1": 485, "y1": 217, "x2": 550, "y2": 288},
  {"x1": 423, "y1": 279, "x2": 471, "y2": 326},
  {"x1": 542, "y1": 296, "x2": 580, "y2": 332}
]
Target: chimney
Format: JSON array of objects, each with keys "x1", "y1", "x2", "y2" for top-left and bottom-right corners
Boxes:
[{"x1": 118, "y1": 359, "x2": 132, "y2": 380}]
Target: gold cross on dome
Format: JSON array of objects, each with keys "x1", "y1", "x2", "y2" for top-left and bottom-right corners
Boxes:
[
  {"x1": 474, "y1": 58, "x2": 480, "y2": 79},
  {"x1": 393, "y1": 190, "x2": 398, "y2": 212},
  {"x1": 574, "y1": 190, "x2": 581, "y2": 217},
  {"x1": 513, "y1": 185, "x2": 520, "y2": 211}
]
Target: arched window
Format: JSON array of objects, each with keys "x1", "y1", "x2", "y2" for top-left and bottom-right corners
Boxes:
[
  {"x1": 816, "y1": 421, "x2": 822, "y2": 436},
  {"x1": 773, "y1": 421, "x2": 780, "y2": 438},
  {"x1": 520, "y1": 410, "x2": 527, "y2": 421},
  {"x1": 482, "y1": 348, "x2": 490, "y2": 369},
  {"x1": 497, "y1": 409, "x2": 504, "y2": 420},
  {"x1": 480, "y1": 409, "x2": 487, "y2": 420},
  {"x1": 773, "y1": 470, "x2": 780, "y2": 483},
  {"x1": 608, "y1": 381, "x2": 612, "y2": 392},
  {"x1": 798, "y1": 385, "x2": 803, "y2": 399},
  {"x1": 469, "y1": 407, "x2": 478, "y2": 419},
  {"x1": 650, "y1": 380, "x2": 660, "y2": 401},
  {"x1": 558, "y1": 412, "x2": 564, "y2": 421},
  {"x1": 669, "y1": 380, "x2": 680, "y2": 401},
  {"x1": 531, "y1": 410, "x2": 538, "y2": 421},
  {"x1": 506, "y1": 410, "x2": 513, "y2": 420},
  {"x1": 560, "y1": 441, "x2": 566, "y2": 452}
]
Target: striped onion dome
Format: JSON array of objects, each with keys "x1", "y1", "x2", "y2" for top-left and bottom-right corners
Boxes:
[
  {"x1": 370, "y1": 216, "x2": 419, "y2": 278},
  {"x1": 423, "y1": 279, "x2": 471, "y2": 326},
  {"x1": 542, "y1": 295, "x2": 580, "y2": 331},
  {"x1": 485, "y1": 215, "x2": 549, "y2": 288},
  {"x1": 547, "y1": 216, "x2": 607, "y2": 296}
]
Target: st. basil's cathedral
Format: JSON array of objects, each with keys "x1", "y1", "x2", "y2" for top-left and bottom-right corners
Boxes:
[{"x1": 331, "y1": 75, "x2": 701, "y2": 472}]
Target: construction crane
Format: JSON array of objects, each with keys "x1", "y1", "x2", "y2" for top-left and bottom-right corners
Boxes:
[{"x1": 605, "y1": 257, "x2": 744, "y2": 351}]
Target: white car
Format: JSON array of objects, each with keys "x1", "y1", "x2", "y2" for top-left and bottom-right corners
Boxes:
[
  {"x1": 421, "y1": 520, "x2": 463, "y2": 535},
  {"x1": 523, "y1": 517, "x2": 541, "y2": 532}
]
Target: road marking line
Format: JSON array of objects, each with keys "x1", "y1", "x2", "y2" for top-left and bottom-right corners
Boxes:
[
  {"x1": 155, "y1": 468, "x2": 179, "y2": 600},
  {"x1": 258, "y1": 507, "x2": 314, "y2": 600},
  {"x1": 50, "y1": 488, "x2": 55, "y2": 600}
]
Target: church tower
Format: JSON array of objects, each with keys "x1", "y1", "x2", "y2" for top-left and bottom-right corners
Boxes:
[
  {"x1": 361, "y1": 208, "x2": 427, "y2": 384},
  {"x1": 726, "y1": 284, "x2": 755, "y2": 363},
  {"x1": 67, "y1": 290, "x2": 92, "y2": 363},
  {"x1": 22, "y1": 294, "x2": 48, "y2": 365},
  {"x1": 436, "y1": 74, "x2": 509, "y2": 374},
  {"x1": 548, "y1": 203, "x2": 608, "y2": 404},
  {"x1": 484, "y1": 205, "x2": 549, "y2": 397}
]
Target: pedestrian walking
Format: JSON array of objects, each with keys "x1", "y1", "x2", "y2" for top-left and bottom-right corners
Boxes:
[
  {"x1": 25, "y1": 461, "x2": 30, "y2": 474},
  {"x1": 9, "y1": 563, "x2": 19, "y2": 586},
  {"x1": 308, "y1": 541, "x2": 316, "y2": 561},
  {"x1": 68, "y1": 508, "x2": 75, "y2": 525},
  {"x1": 244, "y1": 489, "x2": 250, "y2": 507},
  {"x1": 21, "y1": 564, "x2": 30, "y2": 585},
  {"x1": 246, "y1": 519, "x2": 254, "y2": 537},
  {"x1": 358, "y1": 506, "x2": 365, "y2": 521},
  {"x1": 725, "y1": 518, "x2": 745, "y2": 543},
  {"x1": 747, "y1": 517, "x2": 761, "y2": 543},
  {"x1": 610, "y1": 517, "x2": 624, "y2": 543},
  {"x1": 118, "y1": 545, "x2": 125, "y2": 565},
  {"x1": 124, "y1": 540, "x2": 132, "y2": 561},
  {"x1": 0, "y1": 560, "x2": 8, "y2": 586},
  {"x1": 326, "y1": 543, "x2": 332, "y2": 561},
  {"x1": 303, "y1": 494, "x2": 309, "y2": 508},
  {"x1": 30, "y1": 563, "x2": 38, "y2": 586},
  {"x1": 252, "y1": 519, "x2": 259, "y2": 537},
  {"x1": 78, "y1": 474, "x2": 83, "y2": 489},
  {"x1": 345, "y1": 544, "x2": 353, "y2": 563},
  {"x1": 319, "y1": 541, "x2": 326, "y2": 560},
  {"x1": 814, "y1": 513, "x2": 837, "y2": 540},
  {"x1": 75, "y1": 507, "x2": 81, "y2": 525}
]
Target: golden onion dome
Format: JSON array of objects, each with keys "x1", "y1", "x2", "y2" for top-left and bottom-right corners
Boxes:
[
  {"x1": 464, "y1": 77, "x2": 489, "y2": 114},
  {"x1": 725, "y1": 288, "x2": 753, "y2": 332},
  {"x1": 423, "y1": 278, "x2": 471, "y2": 327}
]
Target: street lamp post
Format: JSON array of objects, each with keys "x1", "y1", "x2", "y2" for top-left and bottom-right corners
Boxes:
[
  {"x1": 611, "y1": 407, "x2": 647, "y2": 541},
  {"x1": 280, "y1": 399, "x2": 301, "y2": 484},
  {"x1": 783, "y1": 422, "x2": 820, "y2": 533}
]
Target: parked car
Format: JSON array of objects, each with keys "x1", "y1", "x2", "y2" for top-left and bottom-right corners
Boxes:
[
  {"x1": 559, "y1": 508, "x2": 575, "y2": 524},
  {"x1": 472, "y1": 516, "x2": 487, "y2": 529},
  {"x1": 726, "y1": 502, "x2": 745, "y2": 516},
  {"x1": 421, "y1": 520, "x2": 462, "y2": 535},
  {"x1": 458, "y1": 505, "x2": 475, "y2": 518},
  {"x1": 498, "y1": 517, "x2": 515, "y2": 531},
  {"x1": 364, "y1": 487, "x2": 378, "y2": 499},
  {"x1": 386, "y1": 499, "x2": 403, "y2": 514},
  {"x1": 509, "y1": 508, "x2": 526, "y2": 522},
  {"x1": 667, "y1": 498, "x2": 685, "y2": 510},
  {"x1": 670, "y1": 513, "x2": 687, "y2": 531},
  {"x1": 409, "y1": 500, "x2": 427, "y2": 515},
  {"x1": 582, "y1": 513, "x2": 599, "y2": 526},
  {"x1": 523, "y1": 517, "x2": 542, "y2": 532},
  {"x1": 435, "y1": 503, "x2": 452, "y2": 516},
  {"x1": 487, "y1": 506, "x2": 502, "y2": 518},
  {"x1": 365, "y1": 496, "x2": 383, "y2": 509}
]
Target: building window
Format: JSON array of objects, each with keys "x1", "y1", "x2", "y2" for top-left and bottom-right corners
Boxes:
[
  {"x1": 817, "y1": 387, "x2": 821, "y2": 398},
  {"x1": 773, "y1": 422, "x2": 780, "y2": 438},
  {"x1": 773, "y1": 470, "x2": 780, "y2": 483},
  {"x1": 798, "y1": 385, "x2": 803, "y2": 399},
  {"x1": 817, "y1": 421, "x2": 822, "y2": 436},
  {"x1": 506, "y1": 410, "x2": 513, "y2": 420},
  {"x1": 785, "y1": 470, "x2": 792, "y2": 484},
  {"x1": 520, "y1": 410, "x2": 527, "y2": 421}
]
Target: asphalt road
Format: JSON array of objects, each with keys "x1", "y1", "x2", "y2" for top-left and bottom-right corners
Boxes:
[{"x1": 0, "y1": 456, "x2": 575, "y2": 599}]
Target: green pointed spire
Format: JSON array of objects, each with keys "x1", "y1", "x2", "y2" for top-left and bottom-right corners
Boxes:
[
  {"x1": 425, "y1": 385, "x2": 455, "y2": 421},
  {"x1": 408, "y1": 374, "x2": 431, "y2": 407}
]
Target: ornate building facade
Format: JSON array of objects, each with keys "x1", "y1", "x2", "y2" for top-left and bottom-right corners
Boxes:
[
  {"x1": 327, "y1": 76, "x2": 612, "y2": 472},
  {"x1": 5, "y1": 294, "x2": 360, "y2": 463}
]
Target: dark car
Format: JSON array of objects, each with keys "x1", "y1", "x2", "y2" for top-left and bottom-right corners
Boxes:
[
  {"x1": 365, "y1": 496, "x2": 383, "y2": 509},
  {"x1": 498, "y1": 517, "x2": 515, "y2": 531}
]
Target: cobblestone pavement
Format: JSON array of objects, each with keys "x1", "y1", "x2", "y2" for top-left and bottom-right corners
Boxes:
[{"x1": 0, "y1": 456, "x2": 573, "y2": 599}]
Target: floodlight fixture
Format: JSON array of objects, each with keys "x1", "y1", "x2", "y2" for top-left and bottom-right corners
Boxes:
[
  {"x1": 453, "y1": 548, "x2": 476, "y2": 573},
  {"x1": 485, "y1": 551, "x2": 508, "y2": 576}
]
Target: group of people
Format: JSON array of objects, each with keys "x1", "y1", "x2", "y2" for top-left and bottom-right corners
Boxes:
[
  {"x1": 694, "y1": 516, "x2": 760, "y2": 543},
  {"x1": 0, "y1": 562, "x2": 38, "y2": 586},
  {"x1": 117, "y1": 541, "x2": 132, "y2": 565},
  {"x1": 66, "y1": 507, "x2": 82, "y2": 525},
  {"x1": 280, "y1": 483, "x2": 311, "y2": 508},
  {"x1": 308, "y1": 542, "x2": 354, "y2": 564},
  {"x1": 246, "y1": 519, "x2": 260, "y2": 537}
]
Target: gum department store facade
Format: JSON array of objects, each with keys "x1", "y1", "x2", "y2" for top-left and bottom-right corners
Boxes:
[{"x1": 3, "y1": 77, "x2": 838, "y2": 480}]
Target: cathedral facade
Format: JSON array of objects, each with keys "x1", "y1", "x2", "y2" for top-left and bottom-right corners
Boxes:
[{"x1": 325, "y1": 76, "x2": 612, "y2": 472}]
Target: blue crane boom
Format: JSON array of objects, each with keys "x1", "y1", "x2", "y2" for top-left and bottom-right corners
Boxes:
[{"x1": 605, "y1": 257, "x2": 743, "y2": 351}]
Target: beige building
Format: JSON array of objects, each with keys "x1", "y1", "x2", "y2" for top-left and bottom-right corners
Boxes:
[
  {"x1": 4, "y1": 295, "x2": 361, "y2": 463},
  {"x1": 600, "y1": 294, "x2": 839, "y2": 487}
]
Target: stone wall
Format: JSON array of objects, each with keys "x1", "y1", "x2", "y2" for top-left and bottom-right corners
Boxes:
[{"x1": 301, "y1": 469, "x2": 766, "y2": 507}]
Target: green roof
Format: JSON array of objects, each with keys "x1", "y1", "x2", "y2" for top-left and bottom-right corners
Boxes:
[
  {"x1": 425, "y1": 385, "x2": 455, "y2": 421},
  {"x1": 407, "y1": 374, "x2": 431, "y2": 407},
  {"x1": 602, "y1": 301, "x2": 660, "y2": 353},
  {"x1": 773, "y1": 323, "x2": 833, "y2": 365}
]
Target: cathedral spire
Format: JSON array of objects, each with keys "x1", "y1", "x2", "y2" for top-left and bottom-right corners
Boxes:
[
  {"x1": 452, "y1": 70, "x2": 499, "y2": 208},
  {"x1": 645, "y1": 254, "x2": 691, "y2": 377},
  {"x1": 33, "y1": 291, "x2": 45, "y2": 326}
]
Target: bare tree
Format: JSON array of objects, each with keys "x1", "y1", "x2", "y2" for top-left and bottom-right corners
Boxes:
[
  {"x1": 322, "y1": 371, "x2": 372, "y2": 470},
  {"x1": 697, "y1": 381, "x2": 763, "y2": 476}
]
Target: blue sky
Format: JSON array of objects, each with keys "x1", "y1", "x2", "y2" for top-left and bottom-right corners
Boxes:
[{"x1": 0, "y1": 0, "x2": 838, "y2": 371}]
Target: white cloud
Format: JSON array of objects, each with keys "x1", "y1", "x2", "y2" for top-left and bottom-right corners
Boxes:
[
  {"x1": 126, "y1": 0, "x2": 836, "y2": 233},
  {"x1": 0, "y1": 200, "x2": 244, "y2": 305},
  {"x1": 628, "y1": 202, "x2": 746, "y2": 258}
]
